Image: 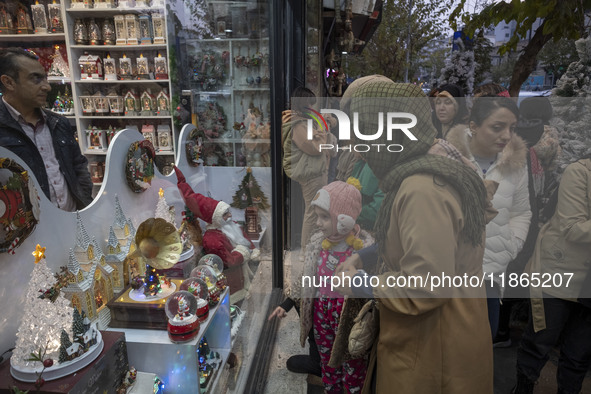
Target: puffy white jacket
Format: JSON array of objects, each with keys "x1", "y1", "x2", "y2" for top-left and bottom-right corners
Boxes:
[{"x1": 447, "y1": 128, "x2": 532, "y2": 292}]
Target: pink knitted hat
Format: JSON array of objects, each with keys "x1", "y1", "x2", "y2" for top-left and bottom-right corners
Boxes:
[{"x1": 311, "y1": 180, "x2": 362, "y2": 242}]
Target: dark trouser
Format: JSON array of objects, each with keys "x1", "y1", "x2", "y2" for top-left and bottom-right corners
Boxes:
[
  {"x1": 517, "y1": 295, "x2": 591, "y2": 394},
  {"x1": 487, "y1": 285, "x2": 500, "y2": 339}
]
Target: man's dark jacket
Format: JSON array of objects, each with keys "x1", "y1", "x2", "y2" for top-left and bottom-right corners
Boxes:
[{"x1": 0, "y1": 100, "x2": 93, "y2": 209}]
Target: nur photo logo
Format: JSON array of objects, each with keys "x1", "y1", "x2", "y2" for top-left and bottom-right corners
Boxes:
[{"x1": 305, "y1": 107, "x2": 419, "y2": 152}]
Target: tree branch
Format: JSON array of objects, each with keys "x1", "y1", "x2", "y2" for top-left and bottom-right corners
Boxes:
[{"x1": 508, "y1": 21, "x2": 552, "y2": 96}]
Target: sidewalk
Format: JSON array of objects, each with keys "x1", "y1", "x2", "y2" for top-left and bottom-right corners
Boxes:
[
  {"x1": 264, "y1": 307, "x2": 591, "y2": 393},
  {"x1": 263, "y1": 250, "x2": 591, "y2": 393}
]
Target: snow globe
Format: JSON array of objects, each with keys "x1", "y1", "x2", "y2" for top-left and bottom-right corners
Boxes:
[
  {"x1": 165, "y1": 291, "x2": 199, "y2": 343},
  {"x1": 190, "y1": 266, "x2": 220, "y2": 307},
  {"x1": 198, "y1": 254, "x2": 228, "y2": 292},
  {"x1": 180, "y1": 277, "x2": 209, "y2": 322}
]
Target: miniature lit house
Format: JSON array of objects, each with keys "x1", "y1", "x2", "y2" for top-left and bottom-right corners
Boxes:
[
  {"x1": 86, "y1": 126, "x2": 107, "y2": 151},
  {"x1": 110, "y1": 195, "x2": 137, "y2": 287},
  {"x1": 142, "y1": 124, "x2": 157, "y2": 149},
  {"x1": 107, "y1": 91, "x2": 124, "y2": 114},
  {"x1": 92, "y1": 91, "x2": 109, "y2": 115},
  {"x1": 93, "y1": 0, "x2": 114, "y2": 9},
  {"x1": 61, "y1": 212, "x2": 115, "y2": 330},
  {"x1": 114, "y1": 14, "x2": 126, "y2": 45},
  {"x1": 124, "y1": 89, "x2": 140, "y2": 116},
  {"x1": 156, "y1": 89, "x2": 169, "y2": 115},
  {"x1": 79, "y1": 52, "x2": 103, "y2": 80},
  {"x1": 152, "y1": 12, "x2": 165, "y2": 44},
  {"x1": 157, "y1": 124, "x2": 172, "y2": 151},
  {"x1": 70, "y1": 0, "x2": 91, "y2": 9},
  {"x1": 80, "y1": 94, "x2": 95, "y2": 115},
  {"x1": 140, "y1": 89, "x2": 155, "y2": 116},
  {"x1": 105, "y1": 226, "x2": 127, "y2": 293},
  {"x1": 138, "y1": 13, "x2": 152, "y2": 45},
  {"x1": 125, "y1": 14, "x2": 139, "y2": 45}
]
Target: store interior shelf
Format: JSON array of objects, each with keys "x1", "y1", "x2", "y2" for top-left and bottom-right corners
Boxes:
[
  {"x1": 79, "y1": 115, "x2": 171, "y2": 119},
  {"x1": 76, "y1": 79, "x2": 170, "y2": 84},
  {"x1": 0, "y1": 33, "x2": 66, "y2": 42},
  {"x1": 84, "y1": 150, "x2": 107, "y2": 155},
  {"x1": 66, "y1": 7, "x2": 164, "y2": 16},
  {"x1": 70, "y1": 44, "x2": 168, "y2": 51},
  {"x1": 48, "y1": 77, "x2": 72, "y2": 83}
]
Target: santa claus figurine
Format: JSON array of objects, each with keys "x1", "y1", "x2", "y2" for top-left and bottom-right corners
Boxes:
[{"x1": 174, "y1": 167, "x2": 260, "y2": 297}]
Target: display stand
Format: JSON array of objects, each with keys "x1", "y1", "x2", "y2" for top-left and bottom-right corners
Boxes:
[{"x1": 107, "y1": 288, "x2": 231, "y2": 392}]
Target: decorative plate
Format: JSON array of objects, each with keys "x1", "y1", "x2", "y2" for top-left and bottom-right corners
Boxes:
[
  {"x1": 125, "y1": 140, "x2": 155, "y2": 193},
  {"x1": 0, "y1": 158, "x2": 39, "y2": 254}
]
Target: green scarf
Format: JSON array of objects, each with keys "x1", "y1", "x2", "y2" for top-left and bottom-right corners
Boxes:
[
  {"x1": 349, "y1": 81, "x2": 487, "y2": 250},
  {"x1": 375, "y1": 154, "x2": 487, "y2": 248}
]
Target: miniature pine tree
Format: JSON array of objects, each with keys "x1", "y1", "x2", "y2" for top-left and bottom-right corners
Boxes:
[
  {"x1": 58, "y1": 329, "x2": 72, "y2": 363},
  {"x1": 438, "y1": 38, "x2": 475, "y2": 96},
  {"x1": 230, "y1": 168, "x2": 270, "y2": 210},
  {"x1": 47, "y1": 45, "x2": 70, "y2": 78},
  {"x1": 12, "y1": 249, "x2": 74, "y2": 369},
  {"x1": 551, "y1": 36, "x2": 591, "y2": 174},
  {"x1": 155, "y1": 188, "x2": 175, "y2": 224},
  {"x1": 144, "y1": 264, "x2": 162, "y2": 296},
  {"x1": 72, "y1": 308, "x2": 85, "y2": 343}
]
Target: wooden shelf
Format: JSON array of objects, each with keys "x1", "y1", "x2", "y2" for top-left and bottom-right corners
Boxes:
[
  {"x1": 70, "y1": 44, "x2": 168, "y2": 51},
  {"x1": 0, "y1": 33, "x2": 65, "y2": 42}
]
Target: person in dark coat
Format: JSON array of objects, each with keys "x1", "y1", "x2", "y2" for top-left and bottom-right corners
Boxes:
[{"x1": 0, "y1": 48, "x2": 92, "y2": 210}]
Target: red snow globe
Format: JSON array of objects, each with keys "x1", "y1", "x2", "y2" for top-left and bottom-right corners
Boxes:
[
  {"x1": 165, "y1": 291, "x2": 199, "y2": 343},
  {"x1": 180, "y1": 277, "x2": 209, "y2": 322},
  {"x1": 190, "y1": 265, "x2": 220, "y2": 307}
]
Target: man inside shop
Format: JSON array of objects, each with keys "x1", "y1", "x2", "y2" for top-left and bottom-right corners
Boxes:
[{"x1": 0, "y1": 48, "x2": 92, "y2": 211}]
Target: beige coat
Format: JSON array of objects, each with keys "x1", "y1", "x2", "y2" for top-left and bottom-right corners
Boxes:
[
  {"x1": 363, "y1": 173, "x2": 493, "y2": 394},
  {"x1": 527, "y1": 159, "x2": 591, "y2": 332}
]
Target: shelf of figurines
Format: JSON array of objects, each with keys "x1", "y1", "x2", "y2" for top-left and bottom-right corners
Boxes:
[
  {"x1": 69, "y1": 10, "x2": 167, "y2": 47},
  {"x1": 76, "y1": 52, "x2": 170, "y2": 82},
  {"x1": 0, "y1": 1, "x2": 65, "y2": 38},
  {"x1": 83, "y1": 122, "x2": 173, "y2": 155}
]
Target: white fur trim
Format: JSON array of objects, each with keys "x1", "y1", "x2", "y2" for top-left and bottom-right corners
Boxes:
[
  {"x1": 212, "y1": 201, "x2": 230, "y2": 227},
  {"x1": 310, "y1": 189, "x2": 330, "y2": 212},
  {"x1": 233, "y1": 244, "x2": 251, "y2": 261},
  {"x1": 336, "y1": 214, "x2": 355, "y2": 234},
  {"x1": 250, "y1": 248, "x2": 261, "y2": 261}
]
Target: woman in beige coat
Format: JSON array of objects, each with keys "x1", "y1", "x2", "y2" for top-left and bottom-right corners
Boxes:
[
  {"x1": 336, "y1": 81, "x2": 494, "y2": 393},
  {"x1": 514, "y1": 158, "x2": 591, "y2": 394}
]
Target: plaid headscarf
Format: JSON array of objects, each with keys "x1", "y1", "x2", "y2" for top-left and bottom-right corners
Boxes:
[{"x1": 350, "y1": 81, "x2": 488, "y2": 247}]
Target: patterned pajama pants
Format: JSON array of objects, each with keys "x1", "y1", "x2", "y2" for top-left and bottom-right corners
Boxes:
[{"x1": 313, "y1": 297, "x2": 367, "y2": 394}]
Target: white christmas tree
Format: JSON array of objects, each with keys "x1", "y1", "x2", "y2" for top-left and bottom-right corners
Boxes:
[
  {"x1": 155, "y1": 188, "x2": 175, "y2": 224},
  {"x1": 438, "y1": 38, "x2": 475, "y2": 96},
  {"x1": 550, "y1": 36, "x2": 591, "y2": 175},
  {"x1": 47, "y1": 45, "x2": 70, "y2": 78},
  {"x1": 12, "y1": 245, "x2": 74, "y2": 368}
]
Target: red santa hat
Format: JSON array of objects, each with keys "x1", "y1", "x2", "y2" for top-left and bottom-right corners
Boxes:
[{"x1": 174, "y1": 166, "x2": 230, "y2": 225}]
